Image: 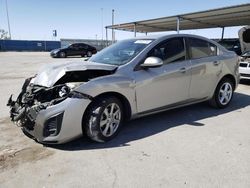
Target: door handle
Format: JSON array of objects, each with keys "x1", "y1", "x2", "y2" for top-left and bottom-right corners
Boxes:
[
  {"x1": 179, "y1": 67, "x2": 187, "y2": 73},
  {"x1": 213, "y1": 61, "x2": 220, "y2": 66}
]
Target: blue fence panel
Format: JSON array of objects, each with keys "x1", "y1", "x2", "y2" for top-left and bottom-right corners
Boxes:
[{"x1": 0, "y1": 40, "x2": 60, "y2": 51}]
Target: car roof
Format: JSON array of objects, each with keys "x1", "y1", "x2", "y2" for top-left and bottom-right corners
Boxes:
[
  {"x1": 127, "y1": 34, "x2": 220, "y2": 48},
  {"x1": 134, "y1": 33, "x2": 213, "y2": 41}
]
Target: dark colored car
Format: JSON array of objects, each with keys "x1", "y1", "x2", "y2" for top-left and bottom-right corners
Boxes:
[
  {"x1": 50, "y1": 43, "x2": 97, "y2": 58},
  {"x1": 216, "y1": 39, "x2": 242, "y2": 55}
]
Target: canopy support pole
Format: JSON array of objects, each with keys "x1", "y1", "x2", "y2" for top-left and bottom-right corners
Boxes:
[
  {"x1": 134, "y1": 23, "x2": 137, "y2": 37},
  {"x1": 105, "y1": 27, "x2": 108, "y2": 46},
  {"x1": 221, "y1": 27, "x2": 225, "y2": 40},
  {"x1": 112, "y1": 9, "x2": 115, "y2": 43},
  {"x1": 177, "y1": 16, "x2": 180, "y2": 34}
]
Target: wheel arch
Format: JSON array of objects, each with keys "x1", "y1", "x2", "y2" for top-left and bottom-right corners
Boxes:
[
  {"x1": 83, "y1": 91, "x2": 132, "y2": 122},
  {"x1": 209, "y1": 74, "x2": 237, "y2": 100},
  {"x1": 220, "y1": 74, "x2": 237, "y2": 90}
]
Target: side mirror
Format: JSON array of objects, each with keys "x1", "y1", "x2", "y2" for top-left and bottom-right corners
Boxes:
[{"x1": 140, "y1": 57, "x2": 163, "y2": 69}]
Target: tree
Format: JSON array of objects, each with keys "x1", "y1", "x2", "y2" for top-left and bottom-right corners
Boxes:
[{"x1": 0, "y1": 29, "x2": 10, "y2": 39}]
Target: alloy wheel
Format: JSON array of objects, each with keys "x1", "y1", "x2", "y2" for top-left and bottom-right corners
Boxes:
[
  {"x1": 218, "y1": 82, "x2": 233, "y2": 105},
  {"x1": 100, "y1": 103, "x2": 121, "y2": 137}
]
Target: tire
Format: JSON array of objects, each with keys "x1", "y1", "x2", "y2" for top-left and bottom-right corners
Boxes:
[
  {"x1": 87, "y1": 51, "x2": 92, "y2": 57},
  {"x1": 83, "y1": 96, "x2": 124, "y2": 142},
  {"x1": 59, "y1": 52, "x2": 66, "y2": 58},
  {"x1": 209, "y1": 78, "x2": 234, "y2": 108}
]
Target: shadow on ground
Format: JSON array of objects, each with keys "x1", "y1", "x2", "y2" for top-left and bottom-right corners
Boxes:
[{"x1": 49, "y1": 92, "x2": 250, "y2": 151}]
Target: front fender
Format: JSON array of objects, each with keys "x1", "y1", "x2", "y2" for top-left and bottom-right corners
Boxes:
[{"x1": 74, "y1": 75, "x2": 137, "y2": 115}]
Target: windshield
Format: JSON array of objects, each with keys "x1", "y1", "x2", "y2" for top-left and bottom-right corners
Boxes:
[{"x1": 89, "y1": 39, "x2": 153, "y2": 66}]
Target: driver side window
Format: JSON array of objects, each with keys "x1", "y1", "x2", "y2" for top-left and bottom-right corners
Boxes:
[
  {"x1": 148, "y1": 38, "x2": 186, "y2": 64},
  {"x1": 72, "y1": 44, "x2": 79, "y2": 49}
]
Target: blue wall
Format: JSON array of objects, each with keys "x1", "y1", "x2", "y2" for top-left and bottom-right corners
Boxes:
[{"x1": 0, "y1": 40, "x2": 60, "y2": 51}]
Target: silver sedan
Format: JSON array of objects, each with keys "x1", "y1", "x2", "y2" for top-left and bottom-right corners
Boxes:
[{"x1": 7, "y1": 34, "x2": 240, "y2": 144}]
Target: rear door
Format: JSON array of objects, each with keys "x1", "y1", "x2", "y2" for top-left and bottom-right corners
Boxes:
[{"x1": 186, "y1": 37, "x2": 222, "y2": 99}]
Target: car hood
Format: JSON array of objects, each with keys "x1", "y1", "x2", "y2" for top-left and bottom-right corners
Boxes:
[
  {"x1": 31, "y1": 61, "x2": 118, "y2": 87},
  {"x1": 239, "y1": 26, "x2": 250, "y2": 54},
  {"x1": 51, "y1": 47, "x2": 68, "y2": 52}
]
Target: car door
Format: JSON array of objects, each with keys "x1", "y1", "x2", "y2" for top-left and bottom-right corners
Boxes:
[
  {"x1": 79, "y1": 44, "x2": 87, "y2": 55},
  {"x1": 70, "y1": 44, "x2": 80, "y2": 55},
  {"x1": 134, "y1": 37, "x2": 192, "y2": 113},
  {"x1": 186, "y1": 37, "x2": 222, "y2": 99}
]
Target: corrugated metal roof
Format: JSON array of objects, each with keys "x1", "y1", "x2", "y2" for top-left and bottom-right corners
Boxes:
[{"x1": 106, "y1": 4, "x2": 250, "y2": 33}]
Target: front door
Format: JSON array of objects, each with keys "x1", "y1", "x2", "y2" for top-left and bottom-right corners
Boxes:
[{"x1": 135, "y1": 37, "x2": 192, "y2": 113}]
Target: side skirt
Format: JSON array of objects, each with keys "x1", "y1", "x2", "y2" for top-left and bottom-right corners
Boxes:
[{"x1": 132, "y1": 97, "x2": 208, "y2": 119}]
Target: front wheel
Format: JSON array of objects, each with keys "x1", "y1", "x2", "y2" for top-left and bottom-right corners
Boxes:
[
  {"x1": 209, "y1": 78, "x2": 234, "y2": 108},
  {"x1": 87, "y1": 51, "x2": 92, "y2": 57},
  {"x1": 83, "y1": 97, "x2": 124, "y2": 142},
  {"x1": 59, "y1": 52, "x2": 66, "y2": 58}
]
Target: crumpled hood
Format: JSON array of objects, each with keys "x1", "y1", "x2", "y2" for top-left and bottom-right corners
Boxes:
[{"x1": 31, "y1": 61, "x2": 117, "y2": 87}]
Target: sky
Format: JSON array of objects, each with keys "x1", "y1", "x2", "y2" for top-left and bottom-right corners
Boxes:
[{"x1": 0, "y1": 0, "x2": 249, "y2": 41}]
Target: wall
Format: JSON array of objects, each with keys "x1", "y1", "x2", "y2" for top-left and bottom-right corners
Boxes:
[{"x1": 0, "y1": 40, "x2": 60, "y2": 51}]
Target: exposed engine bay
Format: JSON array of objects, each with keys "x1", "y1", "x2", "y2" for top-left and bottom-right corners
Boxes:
[{"x1": 7, "y1": 68, "x2": 115, "y2": 131}]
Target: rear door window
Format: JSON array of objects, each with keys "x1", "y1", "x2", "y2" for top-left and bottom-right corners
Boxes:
[{"x1": 187, "y1": 38, "x2": 217, "y2": 59}]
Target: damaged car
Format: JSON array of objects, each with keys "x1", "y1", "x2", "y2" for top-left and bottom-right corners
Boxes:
[
  {"x1": 239, "y1": 26, "x2": 250, "y2": 79},
  {"x1": 7, "y1": 34, "x2": 240, "y2": 144}
]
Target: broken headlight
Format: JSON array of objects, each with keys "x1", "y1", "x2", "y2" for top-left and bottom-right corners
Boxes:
[
  {"x1": 68, "y1": 91, "x2": 92, "y2": 100},
  {"x1": 59, "y1": 86, "x2": 70, "y2": 98}
]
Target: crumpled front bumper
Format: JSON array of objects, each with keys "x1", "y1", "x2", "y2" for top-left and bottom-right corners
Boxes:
[
  {"x1": 7, "y1": 77, "x2": 92, "y2": 144},
  {"x1": 23, "y1": 97, "x2": 91, "y2": 144}
]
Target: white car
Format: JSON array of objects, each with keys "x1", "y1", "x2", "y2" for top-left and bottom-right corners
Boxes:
[
  {"x1": 239, "y1": 26, "x2": 250, "y2": 79},
  {"x1": 239, "y1": 51, "x2": 250, "y2": 79}
]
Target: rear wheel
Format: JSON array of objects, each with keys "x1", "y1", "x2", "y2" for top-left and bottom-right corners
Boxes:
[
  {"x1": 83, "y1": 96, "x2": 124, "y2": 142},
  {"x1": 209, "y1": 78, "x2": 234, "y2": 108}
]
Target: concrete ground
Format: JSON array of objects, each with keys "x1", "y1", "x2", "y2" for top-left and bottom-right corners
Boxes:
[{"x1": 0, "y1": 52, "x2": 250, "y2": 188}]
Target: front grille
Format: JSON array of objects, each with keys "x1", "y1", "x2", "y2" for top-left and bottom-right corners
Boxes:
[
  {"x1": 239, "y1": 63, "x2": 248, "y2": 68},
  {"x1": 240, "y1": 73, "x2": 250, "y2": 78}
]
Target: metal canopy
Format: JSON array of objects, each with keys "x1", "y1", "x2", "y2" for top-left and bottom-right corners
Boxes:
[{"x1": 106, "y1": 4, "x2": 250, "y2": 34}]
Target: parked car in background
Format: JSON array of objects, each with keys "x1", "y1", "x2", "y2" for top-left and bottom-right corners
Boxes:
[
  {"x1": 238, "y1": 26, "x2": 250, "y2": 80},
  {"x1": 216, "y1": 39, "x2": 242, "y2": 55},
  {"x1": 8, "y1": 34, "x2": 239, "y2": 144},
  {"x1": 50, "y1": 43, "x2": 97, "y2": 58},
  {"x1": 239, "y1": 51, "x2": 250, "y2": 79}
]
